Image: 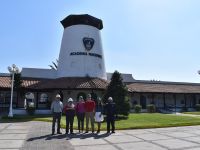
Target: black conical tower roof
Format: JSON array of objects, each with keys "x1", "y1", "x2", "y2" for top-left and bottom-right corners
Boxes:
[{"x1": 61, "y1": 14, "x2": 103, "y2": 30}]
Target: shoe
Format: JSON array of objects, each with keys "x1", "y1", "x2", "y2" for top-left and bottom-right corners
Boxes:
[
  {"x1": 70, "y1": 132, "x2": 75, "y2": 134},
  {"x1": 106, "y1": 131, "x2": 110, "y2": 134},
  {"x1": 51, "y1": 133, "x2": 55, "y2": 135},
  {"x1": 65, "y1": 132, "x2": 69, "y2": 135},
  {"x1": 96, "y1": 130, "x2": 100, "y2": 134},
  {"x1": 112, "y1": 131, "x2": 115, "y2": 133},
  {"x1": 57, "y1": 132, "x2": 62, "y2": 134},
  {"x1": 85, "y1": 131, "x2": 88, "y2": 133},
  {"x1": 92, "y1": 130, "x2": 94, "y2": 133}
]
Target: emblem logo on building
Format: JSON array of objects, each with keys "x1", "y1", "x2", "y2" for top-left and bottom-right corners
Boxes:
[{"x1": 83, "y1": 37, "x2": 95, "y2": 51}]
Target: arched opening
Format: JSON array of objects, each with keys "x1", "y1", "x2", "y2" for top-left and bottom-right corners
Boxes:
[{"x1": 24, "y1": 92, "x2": 35, "y2": 109}]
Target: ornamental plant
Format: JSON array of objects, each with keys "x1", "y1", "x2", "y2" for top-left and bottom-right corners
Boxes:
[
  {"x1": 26, "y1": 102, "x2": 35, "y2": 115},
  {"x1": 147, "y1": 104, "x2": 156, "y2": 113},
  {"x1": 195, "y1": 104, "x2": 200, "y2": 111},
  {"x1": 134, "y1": 105, "x2": 142, "y2": 113}
]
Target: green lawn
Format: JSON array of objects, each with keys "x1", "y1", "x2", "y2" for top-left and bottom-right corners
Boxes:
[
  {"x1": 182, "y1": 112, "x2": 200, "y2": 115},
  {"x1": 2, "y1": 113, "x2": 200, "y2": 130}
]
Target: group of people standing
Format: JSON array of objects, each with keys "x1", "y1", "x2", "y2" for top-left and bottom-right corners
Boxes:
[{"x1": 51, "y1": 93, "x2": 116, "y2": 135}]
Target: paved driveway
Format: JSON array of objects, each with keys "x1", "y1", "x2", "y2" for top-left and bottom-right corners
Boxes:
[
  {"x1": 1, "y1": 121, "x2": 200, "y2": 150},
  {"x1": 69, "y1": 126, "x2": 200, "y2": 150}
]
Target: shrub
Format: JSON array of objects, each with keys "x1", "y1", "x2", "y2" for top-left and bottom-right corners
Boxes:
[
  {"x1": 181, "y1": 107, "x2": 188, "y2": 112},
  {"x1": 195, "y1": 104, "x2": 200, "y2": 111},
  {"x1": 134, "y1": 105, "x2": 142, "y2": 113},
  {"x1": 147, "y1": 104, "x2": 156, "y2": 113},
  {"x1": 26, "y1": 102, "x2": 35, "y2": 115},
  {"x1": 120, "y1": 97, "x2": 131, "y2": 116}
]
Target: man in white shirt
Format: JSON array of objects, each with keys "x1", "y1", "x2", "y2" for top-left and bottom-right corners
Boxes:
[{"x1": 51, "y1": 94, "x2": 63, "y2": 135}]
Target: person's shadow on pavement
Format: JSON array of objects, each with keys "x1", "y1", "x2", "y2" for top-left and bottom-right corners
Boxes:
[
  {"x1": 27, "y1": 132, "x2": 111, "y2": 141},
  {"x1": 65, "y1": 132, "x2": 110, "y2": 140},
  {"x1": 27, "y1": 134, "x2": 66, "y2": 141}
]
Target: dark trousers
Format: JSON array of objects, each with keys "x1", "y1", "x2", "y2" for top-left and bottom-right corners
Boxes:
[
  {"x1": 97, "y1": 122, "x2": 101, "y2": 132},
  {"x1": 66, "y1": 115, "x2": 74, "y2": 134},
  {"x1": 52, "y1": 112, "x2": 62, "y2": 133},
  {"x1": 107, "y1": 116, "x2": 115, "y2": 132},
  {"x1": 77, "y1": 113, "x2": 85, "y2": 132}
]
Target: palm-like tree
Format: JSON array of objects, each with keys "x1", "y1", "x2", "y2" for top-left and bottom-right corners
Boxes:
[{"x1": 49, "y1": 59, "x2": 59, "y2": 70}]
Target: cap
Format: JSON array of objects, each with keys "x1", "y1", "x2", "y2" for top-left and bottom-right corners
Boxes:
[
  {"x1": 68, "y1": 98, "x2": 73, "y2": 102},
  {"x1": 108, "y1": 97, "x2": 113, "y2": 101},
  {"x1": 56, "y1": 94, "x2": 61, "y2": 98}
]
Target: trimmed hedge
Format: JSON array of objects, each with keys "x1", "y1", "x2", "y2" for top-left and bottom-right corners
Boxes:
[
  {"x1": 134, "y1": 105, "x2": 142, "y2": 113},
  {"x1": 147, "y1": 104, "x2": 156, "y2": 113},
  {"x1": 195, "y1": 104, "x2": 200, "y2": 111}
]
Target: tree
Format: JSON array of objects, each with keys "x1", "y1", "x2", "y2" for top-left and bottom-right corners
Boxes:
[
  {"x1": 14, "y1": 73, "x2": 23, "y2": 91},
  {"x1": 103, "y1": 71, "x2": 130, "y2": 116},
  {"x1": 49, "y1": 59, "x2": 59, "y2": 70},
  {"x1": 14, "y1": 73, "x2": 24, "y2": 99},
  {"x1": 11, "y1": 73, "x2": 23, "y2": 107}
]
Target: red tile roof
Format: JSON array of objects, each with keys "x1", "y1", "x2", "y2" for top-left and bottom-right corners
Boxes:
[
  {"x1": 0, "y1": 76, "x2": 108, "y2": 90},
  {"x1": 35, "y1": 77, "x2": 108, "y2": 90},
  {"x1": 0, "y1": 76, "x2": 10, "y2": 88},
  {"x1": 2, "y1": 75, "x2": 200, "y2": 93},
  {"x1": 127, "y1": 82, "x2": 200, "y2": 94}
]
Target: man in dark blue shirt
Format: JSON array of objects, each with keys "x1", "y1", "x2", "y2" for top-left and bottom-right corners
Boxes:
[{"x1": 105, "y1": 97, "x2": 116, "y2": 133}]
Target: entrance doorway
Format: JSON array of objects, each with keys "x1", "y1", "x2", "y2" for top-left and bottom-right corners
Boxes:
[{"x1": 140, "y1": 95, "x2": 147, "y2": 109}]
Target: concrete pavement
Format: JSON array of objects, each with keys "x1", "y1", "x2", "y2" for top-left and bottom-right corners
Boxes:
[
  {"x1": 0, "y1": 122, "x2": 30, "y2": 150},
  {"x1": 69, "y1": 126, "x2": 200, "y2": 150},
  {"x1": 1, "y1": 121, "x2": 200, "y2": 150}
]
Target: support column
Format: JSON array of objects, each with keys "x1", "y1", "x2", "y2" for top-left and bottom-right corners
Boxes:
[
  {"x1": 163, "y1": 93, "x2": 166, "y2": 109},
  {"x1": 139, "y1": 93, "x2": 141, "y2": 105},
  {"x1": 173, "y1": 94, "x2": 176, "y2": 113},
  {"x1": 152, "y1": 93, "x2": 154, "y2": 104},
  {"x1": 16, "y1": 91, "x2": 18, "y2": 108},
  {"x1": 193, "y1": 94, "x2": 196, "y2": 108},
  {"x1": 36, "y1": 92, "x2": 39, "y2": 109},
  {"x1": 184, "y1": 94, "x2": 187, "y2": 109}
]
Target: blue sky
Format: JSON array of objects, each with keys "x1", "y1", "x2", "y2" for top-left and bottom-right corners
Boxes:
[{"x1": 0, "y1": 0, "x2": 200, "y2": 82}]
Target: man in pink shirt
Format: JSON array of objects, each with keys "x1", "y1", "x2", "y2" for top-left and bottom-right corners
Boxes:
[{"x1": 75, "y1": 96, "x2": 85, "y2": 133}]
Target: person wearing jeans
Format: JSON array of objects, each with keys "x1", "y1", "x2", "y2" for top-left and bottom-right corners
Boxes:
[
  {"x1": 64, "y1": 98, "x2": 76, "y2": 134},
  {"x1": 51, "y1": 94, "x2": 63, "y2": 135},
  {"x1": 105, "y1": 97, "x2": 116, "y2": 134},
  {"x1": 75, "y1": 96, "x2": 85, "y2": 133}
]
